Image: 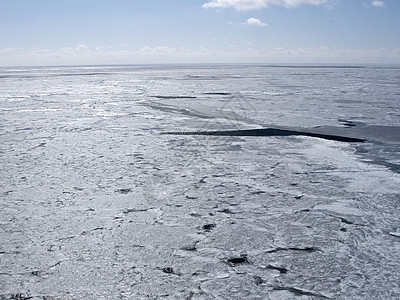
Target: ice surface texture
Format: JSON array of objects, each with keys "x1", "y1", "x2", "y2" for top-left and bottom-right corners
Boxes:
[{"x1": 1, "y1": 65, "x2": 400, "y2": 299}]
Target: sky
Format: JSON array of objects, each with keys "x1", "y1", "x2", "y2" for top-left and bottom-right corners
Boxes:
[{"x1": 0, "y1": 0, "x2": 399, "y2": 66}]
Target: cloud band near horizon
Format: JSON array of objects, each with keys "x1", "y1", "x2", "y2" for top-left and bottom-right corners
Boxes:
[{"x1": 1, "y1": 45, "x2": 399, "y2": 66}]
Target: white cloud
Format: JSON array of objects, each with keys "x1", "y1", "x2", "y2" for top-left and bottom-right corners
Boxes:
[
  {"x1": 203, "y1": 0, "x2": 268, "y2": 11},
  {"x1": 138, "y1": 46, "x2": 190, "y2": 56},
  {"x1": 0, "y1": 45, "x2": 212, "y2": 66},
  {"x1": 245, "y1": 18, "x2": 268, "y2": 26},
  {"x1": 372, "y1": 1, "x2": 384, "y2": 7},
  {"x1": 1, "y1": 45, "x2": 399, "y2": 65},
  {"x1": 202, "y1": 0, "x2": 328, "y2": 11},
  {"x1": 246, "y1": 46, "x2": 400, "y2": 63}
]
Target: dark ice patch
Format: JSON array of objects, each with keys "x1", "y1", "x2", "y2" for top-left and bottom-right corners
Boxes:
[
  {"x1": 227, "y1": 256, "x2": 247, "y2": 265},
  {"x1": 151, "y1": 95, "x2": 197, "y2": 99},
  {"x1": 253, "y1": 276, "x2": 264, "y2": 286},
  {"x1": 272, "y1": 286, "x2": 331, "y2": 299},
  {"x1": 266, "y1": 264, "x2": 288, "y2": 274},
  {"x1": 181, "y1": 245, "x2": 197, "y2": 252},
  {"x1": 0, "y1": 294, "x2": 34, "y2": 300},
  {"x1": 217, "y1": 208, "x2": 235, "y2": 214},
  {"x1": 162, "y1": 267, "x2": 175, "y2": 274},
  {"x1": 202, "y1": 224, "x2": 216, "y2": 232},
  {"x1": 162, "y1": 267, "x2": 180, "y2": 276},
  {"x1": 266, "y1": 246, "x2": 321, "y2": 253},
  {"x1": 340, "y1": 217, "x2": 354, "y2": 225},
  {"x1": 123, "y1": 208, "x2": 151, "y2": 214},
  {"x1": 250, "y1": 190, "x2": 266, "y2": 195},
  {"x1": 115, "y1": 188, "x2": 132, "y2": 194},
  {"x1": 204, "y1": 92, "x2": 231, "y2": 95}
]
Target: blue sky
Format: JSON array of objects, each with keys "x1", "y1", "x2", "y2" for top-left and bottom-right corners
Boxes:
[{"x1": 0, "y1": 0, "x2": 399, "y2": 65}]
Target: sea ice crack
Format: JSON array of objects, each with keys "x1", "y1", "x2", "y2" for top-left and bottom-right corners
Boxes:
[{"x1": 162, "y1": 128, "x2": 365, "y2": 143}]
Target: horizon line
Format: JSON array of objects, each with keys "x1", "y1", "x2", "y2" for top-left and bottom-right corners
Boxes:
[{"x1": 2, "y1": 62, "x2": 400, "y2": 69}]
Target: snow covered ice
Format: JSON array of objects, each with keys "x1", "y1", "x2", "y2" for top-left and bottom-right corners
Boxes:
[{"x1": 1, "y1": 64, "x2": 400, "y2": 299}]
